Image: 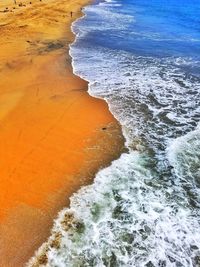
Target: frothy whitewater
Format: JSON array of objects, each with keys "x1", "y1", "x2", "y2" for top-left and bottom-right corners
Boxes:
[{"x1": 29, "y1": 0, "x2": 200, "y2": 266}]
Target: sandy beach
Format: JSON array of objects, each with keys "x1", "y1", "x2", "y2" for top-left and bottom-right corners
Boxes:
[{"x1": 0, "y1": 0, "x2": 125, "y2": 266}]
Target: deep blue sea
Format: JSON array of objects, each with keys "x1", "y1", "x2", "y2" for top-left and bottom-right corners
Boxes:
[{"x1": 32, "y1": 1, "x2": 200, "y2": 266}]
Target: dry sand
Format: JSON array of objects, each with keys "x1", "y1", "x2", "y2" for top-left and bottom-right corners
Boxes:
[{"x1": 0, "y1": 0, "x2": 125, "y2": 266}]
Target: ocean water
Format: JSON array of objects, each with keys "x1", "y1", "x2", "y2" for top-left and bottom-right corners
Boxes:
[{"x1": 34, "y1": 1, "x2": 200, "y2": 266}]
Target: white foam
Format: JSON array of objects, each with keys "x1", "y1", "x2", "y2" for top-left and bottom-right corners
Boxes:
[
  {"x1": 30, "y1": 152, "x2": 200, "y2": 266},
  {"x1": 167, "y1": 124, "x2": 200, "y2": 198}
]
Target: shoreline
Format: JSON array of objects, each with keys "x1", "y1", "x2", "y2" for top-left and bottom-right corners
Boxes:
[{"x1": 0, "y1": 0, "x2": 125, "y2": 266}]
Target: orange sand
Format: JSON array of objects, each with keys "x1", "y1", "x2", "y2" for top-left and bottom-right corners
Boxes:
[{"x1": 0, "y1": 0, "x2": 125, "y2": 266}]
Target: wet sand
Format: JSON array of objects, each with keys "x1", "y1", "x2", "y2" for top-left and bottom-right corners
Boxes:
[{"x1": 0, "y1": 0, "x2": 125, "y2": 266}]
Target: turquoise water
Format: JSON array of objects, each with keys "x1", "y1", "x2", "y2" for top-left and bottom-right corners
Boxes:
[{"x1": 34, "y1": 1, "x2": 200, "y2": 266}]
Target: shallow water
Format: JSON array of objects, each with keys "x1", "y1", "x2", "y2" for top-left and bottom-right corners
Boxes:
[{"x1": 43, "y1": 0, "x2": 200, "y2": 266}]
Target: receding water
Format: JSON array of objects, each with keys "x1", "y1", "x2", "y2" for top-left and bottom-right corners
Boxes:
[{"x1": 34, "y1": 0, "x2": 200, "y2": 266}]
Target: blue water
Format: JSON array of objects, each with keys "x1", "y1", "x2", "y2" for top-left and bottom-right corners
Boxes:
[
  {"x1": 78, "y1": 0, "x2": 200, "y2": 58},
  {"x1": 29, "y1": 1, "x2": 200, "y2": 266}
]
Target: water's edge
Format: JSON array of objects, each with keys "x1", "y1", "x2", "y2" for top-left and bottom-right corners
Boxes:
[
  {"x1": 70, "y1": 8, "x2": 129, "y2": 148},
  {"x1": 26, "y1": 1, "x2": 127, "y2": 265}
]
